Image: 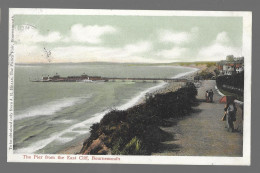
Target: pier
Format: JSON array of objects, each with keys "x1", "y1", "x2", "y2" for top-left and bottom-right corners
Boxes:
[
  {"x1": 102, "y1": 77, "x2": 191, "y2": 83},
  {"x1": 30, "y1": 73, "x2": 194, "y2": 83}
]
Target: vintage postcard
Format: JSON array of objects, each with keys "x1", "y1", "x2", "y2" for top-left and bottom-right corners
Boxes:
[{"x1": 8, "y1": 8, "x2": 251, "y2": 165}]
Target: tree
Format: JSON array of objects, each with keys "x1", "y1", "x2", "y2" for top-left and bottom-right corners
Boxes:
[{"x1": 226, "y1": 55, "x2": 234, "y2": 61}]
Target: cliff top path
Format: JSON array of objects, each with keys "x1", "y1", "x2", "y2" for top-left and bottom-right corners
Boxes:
[{"x1": 153, "y1": 80, "x2": 243, "y2": 156}]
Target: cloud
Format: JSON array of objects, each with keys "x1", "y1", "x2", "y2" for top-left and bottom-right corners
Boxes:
[
  {"x1": 156, "y1": 47, "x2": 187, "y2": 59},
  {"x1": 198, "y1": 44, "x2": 241, "y2": 60},
  {"x1": 69, "y1": 24, "x2": 117, "y2": 44},
  {"x1": 14, "y1": 24, "x2": 117, "y2": 44},
  {"x1": 14, "y1": 44, "x2": 50, "y2": 63},
  {"x1": 14, "y1": 27, "x2": 62, "y2": 43},
  {"x1": 15, "y1": 40, "x2": 153, "y2": 63},
  {"x1": 216, "y1": 31, "x2": 230, "y2": 44},
  {"x1": 51, "y1": 44, "x2": 152, "y2": 63},
  {"x1": 198, "y1": 32, "x2": 242, "y2": 61},
  {"x1": 53, "y1": 40, "x2": 151, "y2": 60},
  {"x1": 158, "y1": 27, "x2": 199, "y2": 45},
  {"x1": 124, "y1": 41, "x2": 152, "y2": 54}
]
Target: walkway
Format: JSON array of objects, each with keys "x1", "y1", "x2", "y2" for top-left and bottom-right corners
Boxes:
[{"x1": 153, "y1": 80, "x2": 243, "y2": 156}]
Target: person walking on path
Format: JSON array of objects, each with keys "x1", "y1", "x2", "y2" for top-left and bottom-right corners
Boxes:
[
  {"x1": 225, "y1": 100, "x2": 237, "y2": 132},
  {"x1": 205, "y1": 90, "x2": 209, "y2": 102},
  {"x1": 209, "y1": 89, "x2": 214, "y2": 102}
]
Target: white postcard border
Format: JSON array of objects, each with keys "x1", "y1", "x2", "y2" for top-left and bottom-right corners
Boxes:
[{"x1": 7, "y1": 8, "x2": 252, "y2": 165}]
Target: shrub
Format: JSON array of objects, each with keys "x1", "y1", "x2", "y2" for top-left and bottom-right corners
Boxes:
[
  {"x1": 80, "y1": 82, "x2": 198, "y2": 155},
  {"x1": 197, "y1": 70, "x2": 214, "y2": 80}
]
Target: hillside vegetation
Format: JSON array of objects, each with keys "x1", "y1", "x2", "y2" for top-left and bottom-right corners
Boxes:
[{"x1": 80, "y1": 83, "x2": 198, "y2": 155}]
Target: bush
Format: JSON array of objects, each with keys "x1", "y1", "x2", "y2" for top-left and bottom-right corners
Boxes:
[
  {"x1": 100, "y1": 110, "x2": 127, "y2": 125},
  {"x1": 80, "y1": 83, "x2": 198, "y2": 155},
  {"x1": 196, "y1": 70, "x2": 214, "y2": 80}
]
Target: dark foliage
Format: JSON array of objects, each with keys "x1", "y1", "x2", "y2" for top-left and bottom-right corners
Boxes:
[
  {"x1": 80, "y1": 83, "x2": 198, "y2": 155},
  {"x1": 196, "y1": 70, "x2": 215, "y2": 80},
  {"x1": 216, "y1": 72, "x2": 244, "y2": 96}
]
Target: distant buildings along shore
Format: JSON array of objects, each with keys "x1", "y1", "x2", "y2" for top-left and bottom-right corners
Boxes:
[{"x1": 217, "y1": 55, "x2": 244, "y2": 76}]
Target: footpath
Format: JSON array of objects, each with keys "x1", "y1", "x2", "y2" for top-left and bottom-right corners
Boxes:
[{"x1": 153, "y1": 80, "x2": 243, "y2": 156}]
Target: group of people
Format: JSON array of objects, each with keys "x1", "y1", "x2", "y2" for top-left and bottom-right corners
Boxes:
[
  {"x1": 205, "y1": 88, "x2": 237, "y2": 132},
  {"x1": 205, "y1": 89, "x2": 214, "y2": 102}
]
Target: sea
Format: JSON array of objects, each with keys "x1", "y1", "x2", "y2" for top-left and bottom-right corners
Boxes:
[{"x1": 13, "y1": 63, "x2": 197, "y2": 154}]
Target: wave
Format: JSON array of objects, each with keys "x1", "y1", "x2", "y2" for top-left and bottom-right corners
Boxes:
[
  {"x1": 15, "y1": 96, "x2": 90, "y2": 121},
  {"x1": 117, "y1": 81, "x2": 167, "y2": 110},
  {"x1": 171, "y1": 67, "x2": 199, "y2": 79},
  {"x1": 55, "y1": 137, "x2": 75, "y2": 143},
  {"x1": 14, "y1": 110, "x2": 109, "y2": 154},
  {"x1": 48, "y1": 119, "x2": 75, "y2": 124}
]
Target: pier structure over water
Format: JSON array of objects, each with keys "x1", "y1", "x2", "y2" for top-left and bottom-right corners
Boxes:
[
  {"x1": 30, "y1": 73, "x2": 194, "y2": 83},
  {"x1": 102, "y1": 77, "x2": 191, "y2": 83}
]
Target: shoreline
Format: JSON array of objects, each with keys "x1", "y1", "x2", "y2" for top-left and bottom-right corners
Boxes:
[{"x1": 57, "y1": 66, "x2": 202, "y2": 155}]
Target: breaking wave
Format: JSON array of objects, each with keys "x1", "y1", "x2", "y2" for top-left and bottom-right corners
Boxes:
[
  {"x1": 171, "y1": 67, "x2": 199, "y2": 79},
  {"x1": 15, "y1": 97, "x2": 90, "y2": 121}
]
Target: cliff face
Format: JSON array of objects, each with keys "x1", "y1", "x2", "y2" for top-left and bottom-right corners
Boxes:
[
  {"x1": 81, "y1": 134, "x2": 111, "y2": 155},
  {"x1": 80, "y1": 82, "x2": 198, "y2": 155}
]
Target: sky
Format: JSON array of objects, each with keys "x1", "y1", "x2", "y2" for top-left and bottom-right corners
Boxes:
[{"x1": 13, "y1": 15, "x2": 243, "y2": 63}]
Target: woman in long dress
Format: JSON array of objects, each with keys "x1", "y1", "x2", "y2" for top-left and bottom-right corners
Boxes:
[{"x1": 225, "y1": 101, "x2": 237, "y2": 132}]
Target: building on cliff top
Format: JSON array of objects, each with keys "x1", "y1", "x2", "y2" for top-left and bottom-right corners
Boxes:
[{"x1": 217, "y1": 55, "x2": 244, "y2": 76}]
